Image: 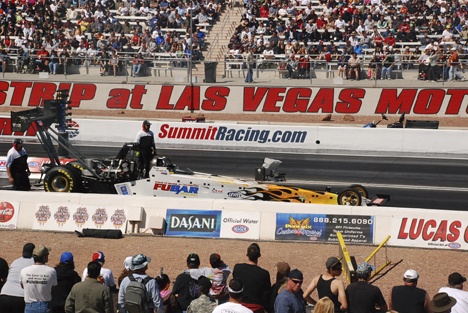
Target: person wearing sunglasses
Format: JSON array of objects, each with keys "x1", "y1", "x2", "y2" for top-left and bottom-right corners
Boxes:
[
  {"x1": 303, "y1": 257, "x2": 348, "y2": 313},
  {"x1": 274, "y1": 269, "x2": 307, "y2": 313}
]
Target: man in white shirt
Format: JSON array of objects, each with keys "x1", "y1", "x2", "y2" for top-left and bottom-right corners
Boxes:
[
  {"x1": 14, "y1": 35, "x2": 25, "y2": 48},
  {"x1": 0, "y1": 243, "x2": 35, "y2": 313},
  {"x1": 81, "y1": 251, "x2": 117, "y2": 292},
  {"x1": 20, "y1": 245, "x2": 57, "y2": 313},
  {"x1": 213, "y1": 279, "x2": 253, "y2": 313},
  {"x1": 438, "y1": 272, "x2": 468, "y2": 313},
  {"x1": 334, "y1": 16, "x2": 348, "y2": 29},
  {"x1": 66, "y1": 5, "x2": 80, "y2": 20}
]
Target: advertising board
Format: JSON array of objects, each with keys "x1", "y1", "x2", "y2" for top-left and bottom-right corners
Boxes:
[
  {"x1": 165, "y1": 209, "x2": 221, "y2": 237},
  {"x1": 391, "y1": 216, "x2": 468, "y2": 250},
  {"x1": 275, "y1": 213, "x2": 374, "y2": 244},
  {"x1": 220, "y1": 210, "x2": 261, "y2": 239}
]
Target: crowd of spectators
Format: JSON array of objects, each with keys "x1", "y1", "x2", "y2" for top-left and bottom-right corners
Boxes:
[
  {"x1": 0, "y1": 0, "x2": 226, "y2": 75},
  {"x1": 227, "y1": 0, "x2": 468, "y2": 80},
  {"x1": 1, "y1": 242, "x2": 468, "y2": 313}
]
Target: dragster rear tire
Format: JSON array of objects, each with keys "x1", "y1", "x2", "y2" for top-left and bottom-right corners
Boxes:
[
  {"x1": 44, "y1": 166, "x2": 79, "y2": 193},
  {"x1": 65, "y1": 162, "x2": 83, "y2": 192},
  {"x1": 338, "y1": 189, "x2": 362, "y2": 206}
]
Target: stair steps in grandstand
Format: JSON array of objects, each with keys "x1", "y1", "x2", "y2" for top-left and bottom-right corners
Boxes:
[{"x1": 205, "y1": 6, "x2": 243, "y2": 76}]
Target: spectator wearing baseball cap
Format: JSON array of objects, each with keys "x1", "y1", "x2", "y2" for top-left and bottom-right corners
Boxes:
[
  {"x1": 20, "y1": 245, "x2": 58, "y2": 313},
  {"x1": 117, "y1": 256, "x2": 133, "y2": 287},
  {"x1": 50, "y1": 252, "x2": 81, "y2": 313},
  {"x1": 439, "y1": 272, "x2": 468, "y2": 313},
  {"x1": 173, "y1": 253, "x2": 204, "y2": 311},
  {"x1": 304, "y1": 256, "x2": 348, "y2": 313},
  {"x1": 345, "y1": 262, "x2": 387, "y2": 313},
  {"x1": 274, "y1": 269, "x2": 306, "y2": 313},
  {"x1": 118, "y1": 254, "x2": 163, "y2": 313},
  {"x1": 389, "y1": 269, "x2": 431, "y2": 313},
  {"x1": 0, "y1": 243, "x2": 35, "y2": 313},
  {"x1": 81, "y1": 251, "x2": 116, "y2": 291}
]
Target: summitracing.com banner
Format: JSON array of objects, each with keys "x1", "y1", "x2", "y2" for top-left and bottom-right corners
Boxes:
[{"x1": 275, "y1": 213, "x2": 374, "y2": 244}]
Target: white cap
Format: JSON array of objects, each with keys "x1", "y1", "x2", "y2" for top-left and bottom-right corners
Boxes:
[
  {"x1": 404, "y1": 269, "x2": 419, "y2": 280},
  {"x1": 123, "y1": 256, "x2": 133, "y2": 270}
]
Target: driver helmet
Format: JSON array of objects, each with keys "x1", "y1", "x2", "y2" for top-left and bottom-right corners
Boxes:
[
  {"x1": 143, "y1": 120, "x2": 151, "y2": 126},
  {"x1": 151, "y1": 157, "x2": 165, "y2": 167}
]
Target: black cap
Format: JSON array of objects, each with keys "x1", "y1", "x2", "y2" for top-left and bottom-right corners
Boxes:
[
  {"x1": 143, "y1": 120, "x2": 151, "y2": 126},
  {"x1": 288, "y1": 269, "x2": 303, "y2": 281},
  {"x1": 14, "y1": 138, "x2": 23, "y2": 145},
  {"x1": 449, "y1": 272, "x2": 467, "y2": 285},
  {"x1": 187, "y1": 253, "x2": 200, "y2": 268},
  {"x1": 22, "y1": 243, "x2": 35, "y2": 258}
]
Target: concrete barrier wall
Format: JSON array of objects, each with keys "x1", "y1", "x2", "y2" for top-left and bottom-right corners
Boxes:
[
  {"x1": 3, "y1": 190, "x2": 468, "y2": 251},
  {"x1": 2, "y1": 118, "x2": 468, "y2": 157}
]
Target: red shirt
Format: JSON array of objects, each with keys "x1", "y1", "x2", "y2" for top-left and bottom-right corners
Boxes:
[
  {"x1": 316, "y1": 18, "x2": 327, "y2": 29},
  {"x1": 384, "y1": 36, "x2": 396, "y2": 46},
  {"x1": 36, "y1": 49, "x2": 49, "y2": 61},
  {"x1": 259, "y1": 6, "x2": 269, "y2": 18}
]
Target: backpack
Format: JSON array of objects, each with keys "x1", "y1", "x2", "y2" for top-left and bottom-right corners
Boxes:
[
  {"x1": 124, "y1": 274, "x2": 152, "y2": 313},
  {"x1": 187, "y1": 275, "x2": 200, "y2": 300}
]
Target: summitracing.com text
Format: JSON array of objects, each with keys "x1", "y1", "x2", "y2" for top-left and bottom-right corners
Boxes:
[{"x1": 158, "y1": 124, "x2": 307, "y2": 144}]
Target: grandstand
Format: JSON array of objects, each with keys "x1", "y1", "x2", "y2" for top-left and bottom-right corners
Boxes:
[{"x1": 0, "y1": 0, "x2": 465, "y2": 82}]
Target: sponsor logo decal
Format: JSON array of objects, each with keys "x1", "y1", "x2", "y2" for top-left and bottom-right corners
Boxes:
[
  {"x1": 36, "y1": 205, "x2": 52, "y2": 225},
  {"x1": 448, "y1": 242, "x2": 461, "y2": 249},
  {"x1": 54, "y1": 206, "x2": 70, "y2": 227},
  {"x1": 73, "y1": 207, "x2": 89, "y2": 227},
  {"x1": 154, "y1": 182, "x2": 199, "y2": 195},
  {"x1": 227, "y1": 191, "x2": 242, "y2": 198},
  {"x1": 119, "y1": 185, "x2": 129, "y2": 195},
  {"x1": 92, "y1": 208, "x2": 108, "y2": 228},
  {"x1": 0, "y1": 202, "x2": 14, "y2": 223},
  {"x1": 232, "y1": 224, "x2": 249, "y2": 233},
  {"x1": 111, "y1": 209, "x2": 126, "y2": 228}
]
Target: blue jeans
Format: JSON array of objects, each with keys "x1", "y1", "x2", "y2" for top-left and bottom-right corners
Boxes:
[
  {"x1": 381, "y1": 66, "x2": 391, "y2": 79},
  {"x1": 132, "y1": 64, "x2": 142, "y2": 75},
  {"x1": 245, "y1": 64, "x2": 253, "y2": 82},
  {"x1": 25, "y1": 301, "x2": 49, "y2": 313},
  {"x1": 449, "y1": 65, "x2": 463, "y2": 80},
  {"x1": 49, "y1": 62, "x2": 58, "y2": 74}
]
